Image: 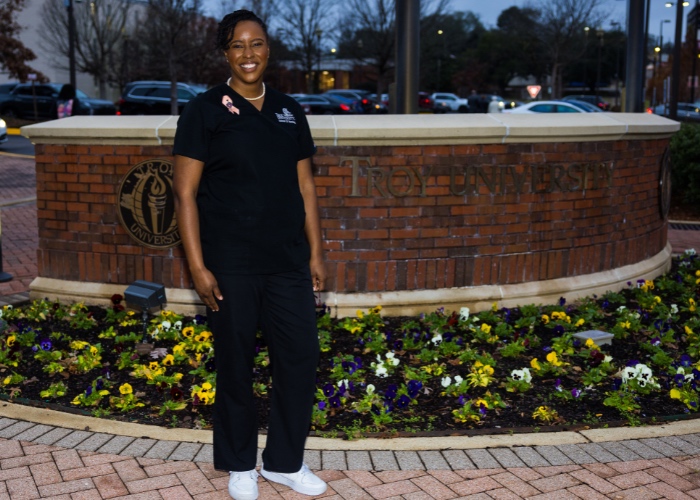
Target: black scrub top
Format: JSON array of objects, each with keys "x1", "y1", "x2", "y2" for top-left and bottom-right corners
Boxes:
[{"x1": 173, "y1": 84, "x2": 316, "y2": 275}]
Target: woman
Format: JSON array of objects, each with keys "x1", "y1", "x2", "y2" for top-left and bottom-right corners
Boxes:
[{"x1": 172, "y1": 10, "x2": 327, "y2": 500}]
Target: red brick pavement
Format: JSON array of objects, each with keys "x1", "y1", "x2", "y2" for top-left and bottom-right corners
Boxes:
[
  {"x1": 0, "y1": 437, "x2": 697, "y2": 499},
  {"x1": 0, "y1": 154, "x2": 37, "y2": 297}
]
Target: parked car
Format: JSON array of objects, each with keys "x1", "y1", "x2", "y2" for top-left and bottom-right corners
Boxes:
[
  {"x1": 117, "y1": 81, "x2": 204, "y2": 115},
  {"x1": 418, "y1": 92, "x2": 435, "y2": 112},
  {"x1": 0, "y1": 83, "x2": 116, "y2": 119},
  {"x1": 650, "y1": 102, "x2": 700, "y2": 122},
  {"x1": 563, "y1": 99, "x2": 603, "y2": 112},
  {"x1": 0, "y1": 117, "x2": 7, "y2": 145},
  {"x1": 562, "y1": 94, "x2": 611, "y2": 111},
  {"x1": 374, "y1": 92, "x2": 435, "y2": 112},
  {"x1": 0, "y1": 82, "x2": 19, "y2": 107},
  {"x1": 431, "y1": 92, "x2": 469, "y2": 113},
  {"x1": 323, "y1": 89, "x2": 388, "y2": 113},
  {"x1": 502, "y1": 100, "x2": 590, "y2": 114},
  {"x1": 291, "y1": 94, "x2": 360, "y2": 114}
]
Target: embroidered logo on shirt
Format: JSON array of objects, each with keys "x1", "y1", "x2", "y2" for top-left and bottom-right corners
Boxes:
[
  {"x1": 275, "y1": 108, "x2": 296, "y2": 124},
  {"x1": 222, "y1": 95, "x2": 240, "y2": 115}
]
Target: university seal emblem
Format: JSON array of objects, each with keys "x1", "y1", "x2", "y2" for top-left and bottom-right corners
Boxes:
[{"x1": 117, "y1": 159, "x2": 180, "y2": 249}]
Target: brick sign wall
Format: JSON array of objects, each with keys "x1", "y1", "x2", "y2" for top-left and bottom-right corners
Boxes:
[{"x1": 33, "y1": 138, "x2": 669, "y2": 294}]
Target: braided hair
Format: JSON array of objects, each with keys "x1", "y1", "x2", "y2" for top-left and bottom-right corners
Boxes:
[{"x1": 216, "y1": 10, "x2": 269, "y2": 51}]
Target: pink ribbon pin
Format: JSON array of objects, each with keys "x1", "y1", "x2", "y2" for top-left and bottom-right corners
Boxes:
[{"x1": 222, "y1": 95, "x2": 239, "y2": 115}]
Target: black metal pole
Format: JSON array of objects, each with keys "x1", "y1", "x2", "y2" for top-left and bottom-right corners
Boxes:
[
  {"x1": 0, "y1": 215, "x2": 13, "y2": 283},
  {"x1": 644, "y1": 0, "x2": 651, "y2": 82},
  {"x1": 670, "y1": 0, "x2": 684, "y2": 120},
  {"x1": 395, "y1": 0, "x2": 419, "y2": 114},
  {"x1": 68, "y1": 0, "x2": 77, "y2": 89},
  {"x1": 692, "y1": 0, "x2": 699, "y2": 103},
  {"x1": 626, "y1": 0, "x2": 646, "y2": 112}
]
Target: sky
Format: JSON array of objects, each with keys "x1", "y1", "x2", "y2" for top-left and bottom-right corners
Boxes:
[{"x1": 449, "y1": 0, "x2": 694, "y2": 41}]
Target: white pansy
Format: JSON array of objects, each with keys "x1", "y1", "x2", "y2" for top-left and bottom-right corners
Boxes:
[
  {"x1": 459, "y1": 307, "x2": 470, "y2": 321},
  {"x1": 685, "y1": 248, "x2": 697, "y2": 255},
  {"x1": 617, "y1": 306, "x2": 626, "y2": 312},
  {"x1": 621, "y1": 366, "x2": 637, "y2": 383},
  {"x1": 366, "y1": 384, "x2": 376, "y2": 394},
  {"x1": 670, "y1": 304, "x2": 678, "y2": 315},
  {"x1": 161, "y1": 320, "x2": 172, "y2": 331},
  {"x1": 603, "y1": 355, "x2": 613, "y2": 363},
  {"x1": 174, "y1": 320, "x2": 183, "y2": 330},
  {"x1": 338, "y1": 379, "x2": 350, "y2": 389},
  {"x1": 431, "y1": 333, "x2": 443, "y2": 345},
  {"x1": 511, "y1": 368, "x2": 532, "y2": 384},
  {"x1": 441, "y1": 376, "x2": 452, "y2": 388},
  {"x1": 453, "y1": 375, "x2": 464, "y2": 384},
  {"x1": 375, "y1": 365, "x2": 388, "y2": 377},
  {"x1": 385, "y1": 352, "x2": 400, "y2": 366}
]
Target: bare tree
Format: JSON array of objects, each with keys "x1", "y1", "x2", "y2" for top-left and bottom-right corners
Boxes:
[
  {"x1": 40, "y1": 0, "x2": 131, "y2": 97},
  {"x1": 534, "y1": 0, "x2": 606, "y2": 98},
  {"x1": 0, "y1": 0, "x2": 47, "y2": 82},
  {"x1": 337, "y1": 0, "x2": 450, "y2": 95},
  {"x1": 274, "y1": 0, "x2": 338, "y2": 94},
  {"x1": 132, "y1": 0, "x2": 201, "y2": 113}
]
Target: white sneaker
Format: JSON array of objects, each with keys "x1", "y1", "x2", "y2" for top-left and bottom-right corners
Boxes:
[
  {"x1": 260, "y1": 463, "x2": 327, "y2": 496},
  {"x1": 228, "y1": 469, "x2": 259, "y2": 500}
]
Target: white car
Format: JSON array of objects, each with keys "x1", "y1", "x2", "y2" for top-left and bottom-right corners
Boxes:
[
  {"x1": 503, "y1": 100, "x2": 587, "y2": 114},
  {"x1": 0, "y1": 118, "x2": 7, "y2": 145},
  {"x1": 430, "y1": 92, "x2": 469, "y2": 113}
]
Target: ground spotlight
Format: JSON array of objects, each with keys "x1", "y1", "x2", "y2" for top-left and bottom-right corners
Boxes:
[{"x1": 124, "y1": 280, "x2": 167, "y2": 347}]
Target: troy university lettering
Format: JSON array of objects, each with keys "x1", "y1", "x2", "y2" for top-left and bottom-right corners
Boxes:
[{"x1": 341, "y1": 156, "x2": 614, "y2": 198}]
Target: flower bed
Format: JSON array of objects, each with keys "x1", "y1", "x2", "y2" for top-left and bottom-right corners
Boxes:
[{"x1": 0, "y1": 250, "x2": 699, "y2": 438}]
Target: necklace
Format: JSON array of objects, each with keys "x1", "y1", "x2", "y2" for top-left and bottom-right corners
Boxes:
[{"x1": 226, "y1": 78, "x2": 265, "y2": 101}]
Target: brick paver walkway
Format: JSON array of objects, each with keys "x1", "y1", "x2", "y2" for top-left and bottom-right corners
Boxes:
[
  {"x1": 0, "y1": 414, "x2": 699, "y2": 499},
  {"x1": 3, "y1": 148, "x2": 700, "y2": 498}
]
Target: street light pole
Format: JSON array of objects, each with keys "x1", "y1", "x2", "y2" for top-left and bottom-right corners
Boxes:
[
  {"x1": 315, "y1": 28, "x2": 322, "y2": 93},
  {"x1": 670, "y1": 0, "x2": 684, "y2": 119},
  {"x1": 596, "y1": 28, "x2": 604, "y2": 104},
  {"x1": 67, "y1": 0, "x2": 77, "y2": 89},
  {"x1": 692, "y1": 0, "x2": 699, "y2": 102}
]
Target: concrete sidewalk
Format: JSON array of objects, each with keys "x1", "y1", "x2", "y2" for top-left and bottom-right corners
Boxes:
[{"x1": 2, "y1": 154, "x2": 700, "y2": 499}]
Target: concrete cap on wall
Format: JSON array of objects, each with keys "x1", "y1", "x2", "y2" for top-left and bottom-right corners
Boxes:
[{"x1": 20, "y1": 113, "x2": 680, "y2": 146}]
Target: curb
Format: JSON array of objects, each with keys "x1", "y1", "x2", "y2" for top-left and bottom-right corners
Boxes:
[{"x1": 0, "y1": 399, "x2": 699, "y2": 452}]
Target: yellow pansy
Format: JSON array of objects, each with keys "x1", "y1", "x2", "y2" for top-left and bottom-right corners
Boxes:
[
  {"x1": 546, "y1": 351, "x2": 564, "y2": 366},
  {"x1": 182, "y1": 326, "x2": 194, "y2": 338},
  {"x1": 685, "y1": 325, "x2": 694, "y2": 335},
  {"x1": 474, "y1": 398, "x2": 489, "y2": 408},
  {"x1": 654, "y1": 296, "x2": 662, "y2": 303},
  {"x1": 371, "y1": 305, "x2": 382, "y2": 314},
  {"x1": 162, "y1": 354, "x2": 175, "y2": 366},
  {"x1": 480, "y1": 324, "x2": 492, "y2": 334},
  {"x1": 530, "y1": 358, "x2": 541, "y2": 371},
  {"x1": 173, "y1": 373, "x2": 183, "y2": 382},
  {"x1": 575, "y1": 319, "x2": 585, "y2": 327},
  {"x1": 5, "y1": 335, "x2": 16, "y2": 347},
  {"x1": 70, "y1": 340, "x2": 88, "y2": 350},
  {"x1": 149, "y1": 362, "x2": 159, "y2": 371},
  {"x1": 119, "y1": 383, "x2": 133, "y2": 395},
  {"x1": 690, "y1": 298, "x2": 696, "y2": 312},
  {"x1": 173, "y1": 343, "x2": 187, "y2": 355},
  {"x1": 356, "y1": 310, "x2": 364, "y2": 318},
  {"x1": 541, "y1": 315, "x2": 549, "y2": 324},
  {"x1": 670, "y1": 388, "x2": 681, "y2": 399},
  {"x1": 99, "y1": 390, "x2": 109, "y2": 396},
  {"x1": 89, "y1": 346, "x2": 98, "y2": 355},
  {"x1": 201, "y1": 382, "x2": 212, "y2": 392},
  {"x1": 2, "y1": 376, "x2": 11, "y2": 385},
  {"x1": 620, "y1": 321, "x2": 631, "y2": 329}
]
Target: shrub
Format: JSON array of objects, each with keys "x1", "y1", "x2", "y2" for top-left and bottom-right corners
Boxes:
[{"x1": 670, "y1": 122, "x2": 700, "y2": 209}]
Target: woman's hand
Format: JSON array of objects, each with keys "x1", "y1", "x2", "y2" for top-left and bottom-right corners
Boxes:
[
  {"x1": 310, "y1": 255, "x2": 326, "y2": 292},
  {"x1": 191, "y1": 268, "x2": 223, "y2": 312}
]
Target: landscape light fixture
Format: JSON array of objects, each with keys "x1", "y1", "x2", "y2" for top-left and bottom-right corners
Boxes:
[{"x1": 124, "y1": 280, "x2": 167, "y2": 345}]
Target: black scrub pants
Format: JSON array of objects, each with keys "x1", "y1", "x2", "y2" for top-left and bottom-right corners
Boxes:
[{"x1": 208, "y1": 265, "x2": 320, "y2": 473}]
